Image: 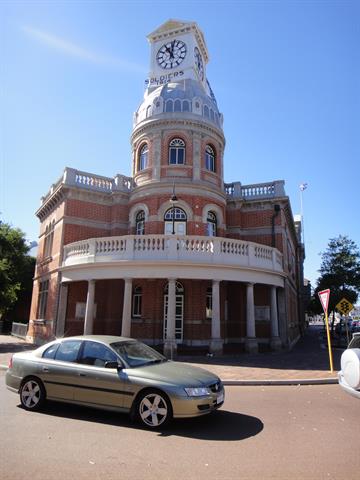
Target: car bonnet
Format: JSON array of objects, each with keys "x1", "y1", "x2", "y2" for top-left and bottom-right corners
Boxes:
[{"x1": 125, "y1": 361, "x2": 219, "y2": 387}]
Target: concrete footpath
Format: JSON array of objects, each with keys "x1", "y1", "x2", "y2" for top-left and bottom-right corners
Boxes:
[{"x1": 0, "y1": 325, "x2": 341, "y2": 385}]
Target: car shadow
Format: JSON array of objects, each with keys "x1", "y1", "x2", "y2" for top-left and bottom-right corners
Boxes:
[{"x1": 18, "y1": 402, "x2": 263, "y2": 441}]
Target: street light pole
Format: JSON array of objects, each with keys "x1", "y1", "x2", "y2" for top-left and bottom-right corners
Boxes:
[{"x1": 170, "y1": 183, "x2": 178, "y2": 235}]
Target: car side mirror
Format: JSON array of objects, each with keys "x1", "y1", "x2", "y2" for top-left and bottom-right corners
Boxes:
[{"x1": 104, "y1": 361, "x2": 122, "y2": 370}]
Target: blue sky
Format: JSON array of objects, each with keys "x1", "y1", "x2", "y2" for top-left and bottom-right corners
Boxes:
[{"x1": 1, "y1": 0, "x2": 359, "y2": 286}]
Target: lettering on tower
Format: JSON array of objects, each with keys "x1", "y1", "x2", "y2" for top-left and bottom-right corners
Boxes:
[{"x1": 145, "y1": 70, "x2": 184, "y2": 87}]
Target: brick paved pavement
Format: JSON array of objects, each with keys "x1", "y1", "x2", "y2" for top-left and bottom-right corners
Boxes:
[{"x1": 0, "y1": 326, "x2": 342, "y2": 385}]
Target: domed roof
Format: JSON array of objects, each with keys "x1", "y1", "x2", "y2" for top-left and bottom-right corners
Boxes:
[{"x1": 133, "y1": 79, "x2": 223, "y2": 130}]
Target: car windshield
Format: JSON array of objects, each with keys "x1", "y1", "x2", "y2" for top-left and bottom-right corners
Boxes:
[{"x1": 110, "y1": 341, "x2": 167, "y2": 368}]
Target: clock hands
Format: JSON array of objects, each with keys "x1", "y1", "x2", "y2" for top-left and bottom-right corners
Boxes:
[
  {"x1": 156, "y1": 40, "x2": 187, "y2": 69},
  {"x1": 165, "y1": 40, "x2": 176, "y2": 60}
]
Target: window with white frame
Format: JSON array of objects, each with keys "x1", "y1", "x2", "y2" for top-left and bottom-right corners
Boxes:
[
  {"x1": 138, "y1": 144, "x2": 149, "y2": 171},
  {"x1": 169, "y1": 138, "x2": 185, "y2": 165},
  {"x1": 164, "y1": 207, "x2": 187, "y2": 235},
  {"x1": 205, "y1": 145, "x2": 216, "y2": 172},
  {"x1": 135, "y1": 210, "x2": 145, "y2": 235},
  {"x1": 132, "y1": 286, "x2": 142, "y2": 317},
  {"x1": 206, "y1": 211, "x2": 217, "y2": 237}
]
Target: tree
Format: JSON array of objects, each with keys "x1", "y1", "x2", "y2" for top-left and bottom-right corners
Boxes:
[
  {"x1": 0, "y1": 221, "x2": 35, "y2": 320},
  {"x1": 311, "y1": 235, "x2": 360, "y2": 325}
]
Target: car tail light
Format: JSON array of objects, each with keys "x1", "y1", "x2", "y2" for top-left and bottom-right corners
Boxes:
[{"x1": 8, "y1": 356, "x2": 13, "y2": 369}]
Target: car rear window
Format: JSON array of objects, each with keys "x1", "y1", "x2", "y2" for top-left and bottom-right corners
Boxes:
[
  {"x1": 42, "y1": 343, "x2": 60, "y2": 359},
  {"x1": 54, "y1": 340, "x2": 82, "y2": 363}
]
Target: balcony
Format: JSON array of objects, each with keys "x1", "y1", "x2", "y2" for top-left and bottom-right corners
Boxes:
[{"x1": 61, "y1": 235, "x2": 284, "y2": 286}]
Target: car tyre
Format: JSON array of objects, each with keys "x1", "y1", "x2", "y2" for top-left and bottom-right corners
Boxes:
[
  {"x1": 136, "y1": 389, "x2": 172, "y2": 429},
  {"x1": 20, "y1": 377, "x2": 46, "y2": 411}
]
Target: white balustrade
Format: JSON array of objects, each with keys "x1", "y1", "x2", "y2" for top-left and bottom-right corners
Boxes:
[
  {"x1": 41, "y1": 168, "x2": 134, "y2": 205},
  {"x1": 224, "y1": 180, "x2": 285, "y2": 200},
  {"x1": 62, "y1": 235, "x2": 283, "y2": 273}
]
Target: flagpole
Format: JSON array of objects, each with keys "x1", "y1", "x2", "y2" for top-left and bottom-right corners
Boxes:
[{"x1": 299, "y1": 183, "x2": 307, "y2": 244}]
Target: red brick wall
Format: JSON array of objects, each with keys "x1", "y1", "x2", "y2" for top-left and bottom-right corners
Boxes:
[{"x1": 129, "y1": 194, "x2": 226, "y2": 236}]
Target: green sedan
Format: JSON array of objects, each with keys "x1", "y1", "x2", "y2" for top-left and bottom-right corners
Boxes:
[{"x1": 6, "y1": 335, "x2": 225, "y2": 428}]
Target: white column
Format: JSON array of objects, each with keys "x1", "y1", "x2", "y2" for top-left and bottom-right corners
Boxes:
[
  {"x1": 164, "y1": 278, "x2": 177, "y2": 358},
  {"x1": 270, "y1": 286, "x2": 282, "y2": 351},
  {"x1": 121, "y1": 278, "x2": 132, "y2": 337},
  {"x1": 245, "y1": 283, "x2": 258, "y2": 353},
  {"x1": 83, "y1": 280, "x2": 96, "y2": 335},
  {"x1": 56, "y1": 283, "x2": 68, "y2": 337},
  {"x1": 210, "y1": 280, "x2": 223, "y2": 354}
]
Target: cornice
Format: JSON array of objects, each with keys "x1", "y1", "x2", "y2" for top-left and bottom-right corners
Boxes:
[{"x1": 131, "y1": 117, "x2": 225, "y2": 146}]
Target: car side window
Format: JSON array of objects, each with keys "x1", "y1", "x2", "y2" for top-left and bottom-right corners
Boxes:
[
  {"x1": 42, "y1": 343, "x2": 60, "y2": 359},
  {"x1": 78, "y1": 341, "x2": 118, "y2": 367},
  {"x1": 54, "y1": 340, "x2": 82, "y2": 363}
]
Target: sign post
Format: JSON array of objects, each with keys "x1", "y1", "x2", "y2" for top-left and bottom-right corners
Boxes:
[
  {"x1": 318, "y1": 289, "x2": 333, "y2": 373},
  {"x1": 336, "y1": 298, "x2": 354, "y2": 345}
]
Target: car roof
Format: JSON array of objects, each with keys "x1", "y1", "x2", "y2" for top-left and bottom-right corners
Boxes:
[{"x1": 59, "y1": 335, "x2": 134, "y2": 345}]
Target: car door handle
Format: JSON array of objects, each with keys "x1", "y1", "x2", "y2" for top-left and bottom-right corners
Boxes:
[
  {"x1": 78, "y1": 373, "x2": 86, "y2": 377},
  {"x1": 42, "y1": 367, "x2": 49, "y2": 372}
]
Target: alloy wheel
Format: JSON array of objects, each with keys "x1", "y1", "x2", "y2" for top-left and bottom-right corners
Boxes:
[
  {"x1": 138, "y1": 392, "x2": 170, "y2": 428},
  {"x1": 20, "y1": 379, "x2": 45, "y2": 410}
]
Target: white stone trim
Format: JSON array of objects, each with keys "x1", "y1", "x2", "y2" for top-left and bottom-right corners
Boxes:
[
  {"x1": 202, "y1": 203, "x2": 224, "y2": 228},
  {"x1": 129, "y1": 203, "x2": 150, "y2": 227}
]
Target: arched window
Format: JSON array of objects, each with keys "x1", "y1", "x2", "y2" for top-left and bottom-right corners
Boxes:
[
  {"x1": 174, "y1": 99, "x2": 181, "y2": 112},
  {"x1": 169, "y1": 138, "x2": 185, "y2": 165},
  {"x1": 135, "y1": 210, "x2": 145, "y2": 235},
  {"x1": 165, "y1": 100, "x2": 173, "y2": 112},
  {"x1": 205, "y1": 145, "x2": 216, "y2": 172},
  {"x1": 183, "y1": 100, "x2": 190, "y2": 112},
  {"x1": 207, "y1": 211, "x2": 217, "y2": 237},
  {"x1": 164, "y1": 207, "x2": 187, "y2": 235},
  {"x1": 138, "y1": 144, "x2": 148, "y2": 171},
  {"x1": 206, "y1": 286, "x2": 212, "y2": 319},
  {"x1": 146, "y1": 105, "x2": 151, "y2": 118},
  {"x1": 132, "y1": 286, "x2": 142, "y2": 317},
  {"x1": 203, "y1": 105, "x2": 209, "y2": 118},
  {"x1": 164, "y1": 207, "x2": 187, "y2": 221}
]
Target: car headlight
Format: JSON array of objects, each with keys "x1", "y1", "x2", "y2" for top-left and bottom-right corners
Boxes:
[{"x1": 184, "y1": 387, "x2": 210, "y2": 397}]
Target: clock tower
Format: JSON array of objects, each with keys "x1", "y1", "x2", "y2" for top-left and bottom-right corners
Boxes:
[
  {"x1": 146, "y1": 19, "x2": 209, "y2": 91},
  {"x1": 131, "y1": 19, "x2": 226, "y2": 244}
]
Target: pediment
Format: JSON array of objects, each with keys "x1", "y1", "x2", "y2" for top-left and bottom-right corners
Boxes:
[{"x1": 148, "y1": 19, "x2": 189, "y2": 38}]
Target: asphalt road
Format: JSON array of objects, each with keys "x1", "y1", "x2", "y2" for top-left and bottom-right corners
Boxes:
[{"x1": 1, "y1": 371, "x2": 359, "y2": 480}]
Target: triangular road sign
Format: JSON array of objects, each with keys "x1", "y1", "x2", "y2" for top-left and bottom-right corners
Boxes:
[{"x1": 318, "y1": 289, "x2": 330, "y2": 314}]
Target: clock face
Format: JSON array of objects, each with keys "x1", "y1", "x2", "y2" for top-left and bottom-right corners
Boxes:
[
  {"x1": 156, "y1": 39, "x2": 187, "y2": 69},
  {"x1": 194, "y1": 47, "x2": 204, "y2": 81}
]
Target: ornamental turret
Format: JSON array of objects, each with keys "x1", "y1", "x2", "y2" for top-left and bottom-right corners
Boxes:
[{"x1": 130, "y1": 20, "x2": 226, "y2": 240}]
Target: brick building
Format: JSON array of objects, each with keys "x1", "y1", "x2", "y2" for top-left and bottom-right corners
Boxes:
[{"x1": 27, "y1": 20, "x2": 305, "y2": 355}]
